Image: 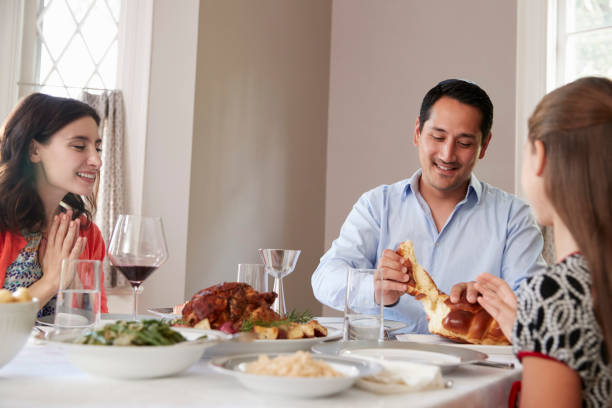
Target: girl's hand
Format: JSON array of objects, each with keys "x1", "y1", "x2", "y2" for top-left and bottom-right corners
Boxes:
[
  {"x1": 38, "y1": 211, "x2": 87, "y2": 292},
  {"x1": 474, "y1": 273, "x2": 517, "y2": 342}
]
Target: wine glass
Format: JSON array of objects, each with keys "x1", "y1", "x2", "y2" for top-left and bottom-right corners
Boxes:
[
  {"x1": 107, "y1": 215, "x2": 168, "y2": 321},
  {"x1": 258, "y1": 249, "x2": 300, "y2": 317}
]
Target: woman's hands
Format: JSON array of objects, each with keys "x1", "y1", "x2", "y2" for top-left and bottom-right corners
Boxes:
[
  {"x1": 374, "y1": 249, "x2": 411, "y2": 306},
  {"x1": 474, "y1": 272, "x2": 517, "y2": 341},
  {"x1": 30, "y1": 211, "x2": 87, "y2": 307}
]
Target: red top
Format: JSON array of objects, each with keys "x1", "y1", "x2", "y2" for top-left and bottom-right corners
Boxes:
[{"x1": 0, "y1": 221, "x2": 108, "y2": 313}]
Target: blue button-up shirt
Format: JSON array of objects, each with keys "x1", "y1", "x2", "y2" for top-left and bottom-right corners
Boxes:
[{"x1": 312, "y1": 169, "x2": 546, "y2": 333}]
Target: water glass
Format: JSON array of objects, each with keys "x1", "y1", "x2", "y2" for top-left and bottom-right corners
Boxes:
[
  {"x1": 54, "y1": 259, "x2": 101, "y2": 330},
  {"x1": 343, "y1": 268, "x2": 384, "y2": 341},
  {"x1": 237, "y1": 264, "x2": 268, "y2": 292}
]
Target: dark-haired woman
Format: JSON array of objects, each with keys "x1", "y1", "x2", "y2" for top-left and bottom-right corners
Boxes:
[{"x1": 0, "y1": 93, "x2": 108, "y2": 316}]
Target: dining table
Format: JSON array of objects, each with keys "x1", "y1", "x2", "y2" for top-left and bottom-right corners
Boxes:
[{"x1": 0, "y1": 315, "x2": 521, "y2": 408}]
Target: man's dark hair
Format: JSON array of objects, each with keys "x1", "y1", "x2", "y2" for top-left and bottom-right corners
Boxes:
[{"x1": 418, "y1": 79, "x2": 493, "y2": 145}]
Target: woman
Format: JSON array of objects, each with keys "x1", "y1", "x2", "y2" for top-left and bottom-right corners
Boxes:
[
  {"x1": 476, "y1": 77, "x2": 612, "y2": 407},
  {"x1": 0, "y1": 93, "x2": 108, "y2": 316}
]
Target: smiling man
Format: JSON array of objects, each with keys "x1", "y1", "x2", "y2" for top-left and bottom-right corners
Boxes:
[{"x1": 311, "y1": 79, "x2": 546, "y2": 333}]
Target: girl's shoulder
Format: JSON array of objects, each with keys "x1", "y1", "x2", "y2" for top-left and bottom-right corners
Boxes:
[{"x1": 521, "y1": 254, "x2": 590, "y2": 301}]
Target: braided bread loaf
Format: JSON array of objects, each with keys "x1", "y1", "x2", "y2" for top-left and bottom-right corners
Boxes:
[{"x1": 397, "y1": 241, "x2": 510, "y2": 345}]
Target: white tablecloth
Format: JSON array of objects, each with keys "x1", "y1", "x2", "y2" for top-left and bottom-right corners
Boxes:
[{"x1": 0, "y1": 336, "x2": 520, "y2": 408}]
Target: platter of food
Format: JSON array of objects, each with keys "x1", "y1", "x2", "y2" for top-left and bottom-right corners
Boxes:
[
  {"x1": 44, "y1": 319, "x2": 231, "y2": 379},
  {"x1": 311, "y1": 340, "x2": 488, "y2": 373},
  {"x1": 165, "y1": 282, "x2": 343, "y2": 355},
  {"x1": 210, "y1": 351, "x2": 382, "y2": 398}
]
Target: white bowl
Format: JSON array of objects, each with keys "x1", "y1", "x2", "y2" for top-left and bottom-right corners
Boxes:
[
  {"x1": 48, "y1": 328, "x2": 231, "y2": 379},
  {"x1": 0, "y1": 299, "x2": 39, "y2": 368},
  {"x1": 211, "y1": 353, "x2": 382, "y2": 398}
]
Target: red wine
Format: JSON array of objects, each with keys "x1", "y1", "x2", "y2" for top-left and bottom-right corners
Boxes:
[{"x1": 115, "y1": 265, "x2": 157, "y2": 287}]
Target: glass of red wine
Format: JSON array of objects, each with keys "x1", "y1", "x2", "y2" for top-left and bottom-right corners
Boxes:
[{"x1": 107, "y1": 215, "x2": 168, "y2": 321}]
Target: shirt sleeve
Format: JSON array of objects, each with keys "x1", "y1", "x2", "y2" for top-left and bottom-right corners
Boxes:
[
  {"x1": 311, "y1": 189, "x2": 382, "y2": 311},
  {"x1": 501, "y1": 198, "x2": 547, "y2": 290}
]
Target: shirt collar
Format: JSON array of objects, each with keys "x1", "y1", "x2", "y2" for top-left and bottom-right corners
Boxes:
[{"x1": 403, "y1": 169, "x2": 483, "y2": 204}]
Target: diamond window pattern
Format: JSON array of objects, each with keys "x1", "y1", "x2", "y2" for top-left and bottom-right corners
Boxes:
[{"x1": 35, "y1": 0, "x2": 121, "y2": 97}]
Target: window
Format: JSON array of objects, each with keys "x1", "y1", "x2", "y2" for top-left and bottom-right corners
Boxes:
[
  {"x1": 25, "y1": 0, "x2": 121, "y2": 97},
  {"x1": 549, "y1": 0, "x2": 612, "y2": 90}
]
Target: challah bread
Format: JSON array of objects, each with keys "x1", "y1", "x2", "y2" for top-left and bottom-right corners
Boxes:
[{"x1": 397, "y1": 241, "x2": 510, "y2": 345}]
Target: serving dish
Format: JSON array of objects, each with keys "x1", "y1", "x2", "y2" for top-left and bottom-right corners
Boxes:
[
  {"x1": 45, "y1": 327, "x2": 231, "y2": 379},
  {"x1": 204, "y1": 326, "x2": 342, "y2": 356},
  {"x1": 311, "y1": 340, "x2": 488, "y2": 373},
  {"x1": 210, "y1": 353, "x2": 382, "y2": 398}
]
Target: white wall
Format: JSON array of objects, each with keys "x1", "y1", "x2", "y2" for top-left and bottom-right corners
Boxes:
[
  {"x1": 138, "y1": 0, "x2": 199, "y2": 312},
  {"x1": 325, "y1": 0, "x2": 518, "y2": 249},
  {"x1": 185, "y1": 0, "x2": 332, "y2": 314}
]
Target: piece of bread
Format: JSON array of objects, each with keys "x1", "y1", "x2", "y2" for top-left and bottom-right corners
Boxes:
[{"x1": 397, "y1": 241, "x2": 510, "y2": 345}]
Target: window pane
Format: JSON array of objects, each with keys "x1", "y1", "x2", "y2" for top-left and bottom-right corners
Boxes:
[
  {"x1": 36, "y1": 0, "x2": 120, "y2": 91},
  {"x1": 566, "y1": 0, "x2": 612, "y2": 33},
  {"x1": 565, "y1": 28, "x2": 612, "y2": 82}
]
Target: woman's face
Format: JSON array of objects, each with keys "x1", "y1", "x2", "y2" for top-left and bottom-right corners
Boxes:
[
  {"x1": 521, "y1": 139, "x2": 553, "y2": 226},
  {"x1": 30, "y1": 116, "x2": 101, "y2": 199}
]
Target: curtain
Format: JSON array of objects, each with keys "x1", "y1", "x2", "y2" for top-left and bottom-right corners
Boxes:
[{"x1": 82, "y1": 90, "x2": 126, "y2": 287}]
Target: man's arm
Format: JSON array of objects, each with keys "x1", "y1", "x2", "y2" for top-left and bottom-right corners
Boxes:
[
  {"x1": 311, "y1": 191, "x2": 381, "y2": 311},
  {"x1": 502, "y1": 199, "x2": 547, "y2": 290}
]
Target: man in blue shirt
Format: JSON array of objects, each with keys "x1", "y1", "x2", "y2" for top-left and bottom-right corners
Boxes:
[{"x1": 312, "y1": 79, "x2": 546, "y2": 333}]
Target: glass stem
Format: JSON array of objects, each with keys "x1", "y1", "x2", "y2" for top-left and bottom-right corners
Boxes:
[{"x1": 132, "y1": 285, "x2": 139, "y2": 321}]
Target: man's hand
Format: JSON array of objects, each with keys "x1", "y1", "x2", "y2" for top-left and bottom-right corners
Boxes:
[
  {"x1": 374, "y1": 249, "x2": 411, "y2": 306},
  {"x1": 449, "y1": 281, "x2": 479, "y2": 303},
  {"x1": 474, "y1": 272, "x2": 517, "y2": 341}
]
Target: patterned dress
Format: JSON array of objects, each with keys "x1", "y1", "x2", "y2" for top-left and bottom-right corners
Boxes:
[
  {"x1": 513, "y1": 254, "x2": 611, "y2": 407},
  {"x1": 2, "y1": 230, "x2": 56, "y2": 317}
]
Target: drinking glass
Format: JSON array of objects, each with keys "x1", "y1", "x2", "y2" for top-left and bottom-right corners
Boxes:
[
  {"x1": 107, "y1": 215, "x2": 168, "y2": 321},
  {"x1": 343, "y1": 268, "x2": 384, "y2": 341},
  {"x1": 237, "y1": 264, "x2": 268, "y2": 292},
  {"x1": 54, "y1": 259, "x2": 101, "y2": 330},
  {"x1": 258, "y1": 249, "x2": 301, "y2": 317}
]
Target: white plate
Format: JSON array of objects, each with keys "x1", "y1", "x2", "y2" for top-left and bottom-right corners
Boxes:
[
  {"x1": 396, "y1": 333, "x2": 514, "y2": 355},
  {"x1": 147, "y1": 307, "x2": 180, "y2": 319},
  {"x1": 45, "y1": 327, "x2": 231, "y2": 379},
  {"x1": 210, "y1": 353, "x2": 382, "y2": 398},
  {"x1": 315, "y1": 316, "x2": 408, "y2": 333},
  {"x1": 311, "y1": 340, "x2": 488, "y2": 373},
  {"x1": 204, "y1": 326, "x2": 342, "y2": 357}
]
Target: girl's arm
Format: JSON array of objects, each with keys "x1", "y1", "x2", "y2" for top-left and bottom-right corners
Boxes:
[{"x1": 520, "y1": 356, "x2": 582, "y2": 407}]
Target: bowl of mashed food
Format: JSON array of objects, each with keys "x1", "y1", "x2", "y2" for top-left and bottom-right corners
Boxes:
[{"x1": 210, "y1": 351, "x2": 382, "y2": 398}]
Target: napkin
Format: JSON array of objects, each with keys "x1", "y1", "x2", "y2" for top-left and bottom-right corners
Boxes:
[{"x1": 354, "y1": 357, "x2": 446, "y2": 394}]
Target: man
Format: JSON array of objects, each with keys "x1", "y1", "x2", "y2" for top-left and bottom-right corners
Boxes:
[{"x1": 311, "y1": 79, "x2": 546, "y2": 333}]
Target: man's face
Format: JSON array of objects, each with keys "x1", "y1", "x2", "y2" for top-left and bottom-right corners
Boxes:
[{"x1": 414, "y1": 96, "x2": 490, "y2": 196}]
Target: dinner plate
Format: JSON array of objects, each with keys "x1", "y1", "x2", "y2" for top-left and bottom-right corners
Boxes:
[
  {"x1": 314, "y1": 316, "x2": 408, "y2": 333},
  {"x1": 396, "y1": 333, "x2": 514, "y2": 355},
  {"x1": 311, "y1": 340, "x2": 488, "y2": 373},
  {"x1": 44, "y1": 327, "x2": 231, "y2": 379},
  {"x1": 210, "y1": 353, "x2": 382, "y2": 398},
  {"x1": 147, "y1": 307, "x2": 180, "y2": 319},
  {"x1": 204, "y1": 326, "x2": 342, "y2": 357}
]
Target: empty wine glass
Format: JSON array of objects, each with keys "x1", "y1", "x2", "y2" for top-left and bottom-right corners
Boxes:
[
  {"x1": 258, "y1": 249, "x2": 300, "y2": 317},
  {"x1": 108, "y1": 215, "x2": 168, "y2": 321}
]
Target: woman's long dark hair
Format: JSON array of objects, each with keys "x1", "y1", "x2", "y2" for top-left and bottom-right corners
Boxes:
[
  {"x1": 0, "y1": 93, "x2": 101, "y2": 233},
  {"x1": 528, "y1": 76, "x2": 612, "y2": 405}
]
